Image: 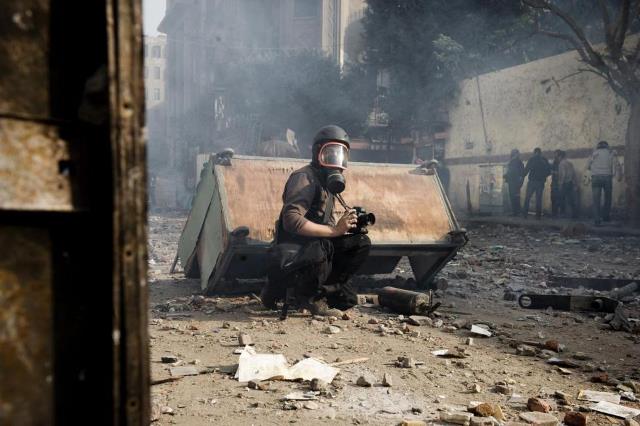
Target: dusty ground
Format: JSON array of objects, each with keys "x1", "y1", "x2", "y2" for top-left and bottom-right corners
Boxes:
[{"x1": 147, "y1": 213, "x2": 640, "y2": 426}]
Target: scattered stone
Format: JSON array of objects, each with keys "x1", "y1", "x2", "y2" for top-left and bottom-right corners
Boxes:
[
  {"x1": 324, "y1": 325, "x2": 341, "y2": 334},
  {"x1": 466, "y1": 337, "x2": 475, "y2": 346},
  {"x1": 471, "y1": 417, "x2": 500, "y2": 426},
  {"x1": 544, "y1": 340, "x2": 564, "y2": 352},
  {"x1": 248, "y1": 380, "x2": 269, "y2": 391},
  {"x1": 303, "y1": 401, "x2": 319, "y2": 410},
  {"x1": 310, "y1": 378, "x2": 328, "y2": 392},
  {"x1": 470, "y1": 384, "x2": 482, "y2": 393},
  {"x1": 473, "y1": 403, "x2": 505, "y2": 420},
  {"x1": 356, "y1": 375, "x2": 373, "y2": 387},
  {"x1": 382, "y1": 372, "x2": 393, "y2": 387},
  {"x1": 222, "y1": 321, "x2": 231, "y2": 329},
  {"x1": 527, "y1": 397, "x2": 552, "y2": 413},
  {"x1": 563, "y1": 412, "x2": 587, "y2": 426},
  {"x1": 494, "y1": 384, "x2": 513, "y2": 395},
  {"x1": 453, "y1": 318, "x2": 469, "y2": 329},
  {"x1": 408, "y1": 315, "x2": 433, "y2": 326},
  {"x1": 590, "y1": 372, "x2": 609, "y2": 383},
  {"x1": 397, "y1": 356, "x2": 416, "y2": 368},
  {"x1": 368, "y1": 318, "x2": 379, "y2": 324},
  {"x1": 161, "y1": 356, "x2": 179, "y2": 364},
  {"x1": 516, "y1": 345, "x2": 537, "y2": 356},
  {"x1": 518, "y1": 411, "x2": 558, "y2": 426},
  {"x1": 329, "y1": 342, "x2": 339, "y2": 349},
  {"x1": 433, "y1": 319, "x2": 444, "y2": 328},
  {"x1": 399, "y1": 421, "x2": 427, "y2": 426},
  {"x1": 572, "y1": 352, "x2": 591, "y2": 361},
  {"x1": 625, "y1": 419, "x2": 640, "y2": 426},
  {"x1": 160, "y1": 406, "x2": 174, "y2": 415},
  {"x1": 238, "y1": 333, "x2": 254, "y2": 346},
  {"x1": 470, "y1": 324, "x2": 492, "y2": 337},
  {"x1": 440, "y1": 411, "x2": 473, "y2": 425},
  {"x1": 341, "y1": 312, "x2": 351, "y2": 320},
  {"x1": 189, "y1": 359, "x2": 201, "y2": 365},
  {"x1": 444, "y1": 325, "x2": 458, "y2": 333}
]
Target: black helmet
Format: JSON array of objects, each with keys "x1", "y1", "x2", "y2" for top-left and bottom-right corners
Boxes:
[{"x1": 313, "y1": 125, "x2": 350, "y2": 149}]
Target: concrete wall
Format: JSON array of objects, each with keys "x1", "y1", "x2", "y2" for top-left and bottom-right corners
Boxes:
[{"x1": 445, "y1": 47, "x2": 629, "y2": 216}]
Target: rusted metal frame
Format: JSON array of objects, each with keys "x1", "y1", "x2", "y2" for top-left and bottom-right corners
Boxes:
[{"x1": 106, "y1": 0, "x2": 149, "y2": 423}]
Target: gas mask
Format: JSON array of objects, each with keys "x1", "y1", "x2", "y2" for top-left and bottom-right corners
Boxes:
[{"x1": 317, "y1": 142, "x2": 349, "y2": 194}]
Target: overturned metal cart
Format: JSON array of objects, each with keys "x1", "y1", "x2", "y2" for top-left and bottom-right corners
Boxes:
[{"x1": 176, "y1": 155, "x2": 467, "y2": 294}]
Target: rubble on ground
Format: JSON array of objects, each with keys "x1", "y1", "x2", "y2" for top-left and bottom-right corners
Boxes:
[{"x1": 148, "y1": 216, "x2": 640, "y2": 424}]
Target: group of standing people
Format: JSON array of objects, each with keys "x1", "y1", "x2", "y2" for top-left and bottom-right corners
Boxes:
[{"x1": 504, "y1": 141, "x2": 622, "y2": 225}]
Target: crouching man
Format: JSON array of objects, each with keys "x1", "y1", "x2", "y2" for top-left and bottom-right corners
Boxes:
[{"x1": 261, "y1": 125, "x2": 371, "y2": 316}]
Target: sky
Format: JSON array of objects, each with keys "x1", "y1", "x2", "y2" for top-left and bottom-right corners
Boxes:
[{"x1": 143, "y1": 0, "x2": 166, "y2": 35}]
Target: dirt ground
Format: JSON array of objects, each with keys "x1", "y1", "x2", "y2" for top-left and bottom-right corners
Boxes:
[{"x1": 147, "y1": 213, "x2": 640, "y2": 426}]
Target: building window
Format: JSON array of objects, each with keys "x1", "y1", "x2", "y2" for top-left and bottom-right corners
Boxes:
[
  {"x1": 154, "y1": 67, "x2": 161, "y2": 79},
  {"x1": 152, "y1": 45, "x2": 161, "y2": 58},
  {"x1": 153, "y1": 88, "x2": 161, "y2": 100},
  {"x1": 294, "y1": 0, "x2": 318, "y2": 17}
]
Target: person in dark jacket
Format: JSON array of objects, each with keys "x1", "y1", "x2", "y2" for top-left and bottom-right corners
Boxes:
[
  {"x1": 260, "y1": 125, "x2": 371, "y2": 316},
  {"x1": 504, "y1": 149, "x2": 524, "y2": 216},
  {"x1": 550, "y1": 149, "x2": 562, "y2": 218},
  {"x1": 522, "y1": 147, "x2": 551, "y2": 219}
]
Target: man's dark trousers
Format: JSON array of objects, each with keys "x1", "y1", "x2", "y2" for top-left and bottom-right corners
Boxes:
[
  {"x1": 592, "y1": 175, "x2": 612, "y2": 223},
  {"x1": 523, "y1": 180, "x2": 545, "y2": 218},
  {"x1": 507, "y1": 181, "x2": 522, "y2": 216},
  {"x1": 270, "y1": 233, "x2": 371, "y2": 310}
]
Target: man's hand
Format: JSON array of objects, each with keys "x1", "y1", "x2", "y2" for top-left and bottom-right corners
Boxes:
[{"x1": 333, "y1": 209, "x2": 357, "y2": 236}]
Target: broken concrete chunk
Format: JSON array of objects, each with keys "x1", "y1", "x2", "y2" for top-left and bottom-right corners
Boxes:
[
  {"x1": 516, "y1": 345, "x2": 537, "y2": 356},
  {"x1": 471, "y1": 417, "x2": 500, "y2": 426},
  {"x1": 590, "y1": 400, "x2": 640, "y2": 419},
  {"x1": 577, "y1": 389, "x2": 621, "y2": 404},
  {"x1": 397, "y1": 356, "x2": 416, "y2": 368},
  {"x1": 466, "y1": 337, "x2": 474, "y2": 346},
  {"x1": 518, "y1": 411, "x2": 558, "y2": 426},
  {"x1": 160, "y1": 406, "x2": 174, "y2": 415},
  {"x1": 238, "y1": 333, "x2": 254, "y2": 346},
  {"x1": 563, "y1": 412, "x2": 587, "y2": 426},
  {"x1": 382, "y1": 372, "x2": 393, "y2": 387},
  {"x1": 470, "y1": 324, "x2": 492, "y2": 337},
  {"x1": 440, "y1": 411, "x2": 473, "y2": 425},
  {"x1": 527, "y1": 397, "x2": 551, "y2": 413},
  {"x1": 356, "y1": 375, "x2": 373, "y2": 387},
  {"x1": 469, "y1": 383, "x2": 482, "y2": 393},
  {"x1": 169, "y1": 366, "x2": 199, "y2": 377}
]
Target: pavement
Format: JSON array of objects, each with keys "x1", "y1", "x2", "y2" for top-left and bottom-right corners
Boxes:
[{"x1": 458, "y1": 213, "x2": 640, "y2": 237}]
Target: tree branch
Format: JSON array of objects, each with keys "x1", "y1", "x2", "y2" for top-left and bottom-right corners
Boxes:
[
  {"x1": 523, "y1": 0, "x2": 606, "y2": 69},
  {"x1": 596, "y1": 0, "x2": 614, "y2": 47},
  {"x1": 612, "y1": 0, "x2": 631, "y2": 57},
  {"x1": 538, "y1": 30, "x2": 590, "y2": 63}
]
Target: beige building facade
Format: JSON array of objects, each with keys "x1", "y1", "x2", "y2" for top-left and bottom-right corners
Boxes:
[
  {"x1": 445, "y1": 47, "x2": 629, "y2": 216},
  {"x1": 144, "y1": 35, "x2": 167, "y2": 108}
]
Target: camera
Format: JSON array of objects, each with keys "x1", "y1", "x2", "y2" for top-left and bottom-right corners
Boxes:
[{"x1": 352, "y1": 206, "x2": 376, "y2": 234}]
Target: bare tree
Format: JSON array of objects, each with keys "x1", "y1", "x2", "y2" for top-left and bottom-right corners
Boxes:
[{"x1": 524, "y1": 0, "x2": 640, "y2": 225}]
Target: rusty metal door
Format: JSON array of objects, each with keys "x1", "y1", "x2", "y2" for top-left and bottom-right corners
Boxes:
[{"x1": 0, "y1": 0, "x2": 148, "y2": 424}]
